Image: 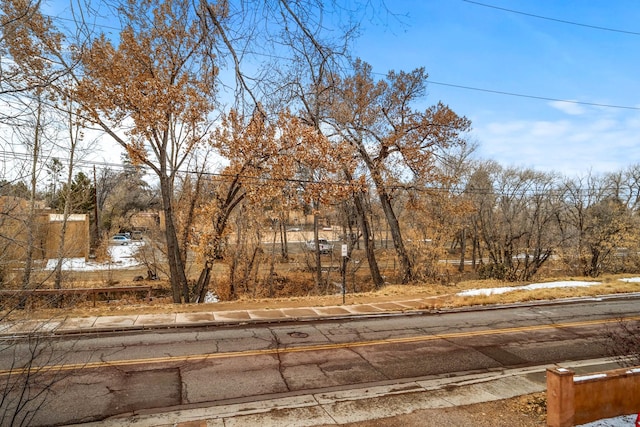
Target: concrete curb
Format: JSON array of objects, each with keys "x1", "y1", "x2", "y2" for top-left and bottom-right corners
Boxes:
[{"x1": 2, "y1": 292, "x2": 639, "y2": 338}]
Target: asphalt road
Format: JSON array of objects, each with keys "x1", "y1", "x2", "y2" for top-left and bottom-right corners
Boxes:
[{"x1": 2, "y1": 298, "x2": 639, "y2": 426}]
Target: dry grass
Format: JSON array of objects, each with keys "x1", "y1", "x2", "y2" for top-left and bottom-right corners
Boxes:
[
  {"x1": 414, "y1": 275, "x2": 637, "y2": 309},
  {"x1": 3, "y1": 273, "x2": 640, "y2": 322}
]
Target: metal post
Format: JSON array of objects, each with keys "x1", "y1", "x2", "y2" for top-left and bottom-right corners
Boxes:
[{"x1": 341, "y1": 244, "x2": 347, "y2": 304}]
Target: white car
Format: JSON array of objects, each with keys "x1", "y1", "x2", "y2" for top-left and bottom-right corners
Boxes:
[
  {"x1": 110, "y1": 235, "x2": 131, "y2": 245},
  {"x1": 306, "y1": 239, "x2": 333, "y2": 254}
]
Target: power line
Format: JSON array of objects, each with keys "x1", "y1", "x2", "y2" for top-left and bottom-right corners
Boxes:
[
  {"x1": 1, "y1": 149, "x2": 637, "y2": 199},
  {"x1": 427, "y1": 80, "x2": 640, "y2": 111},
  {"x1": 462, "y1": 0, "x2": 640, "y2": 36},
  {"x1": 33, "y1": 11, "x2": 640, "y2": 112},
  {"x1": 236, "y1": 48, "x2": 640, "y2": 110}
]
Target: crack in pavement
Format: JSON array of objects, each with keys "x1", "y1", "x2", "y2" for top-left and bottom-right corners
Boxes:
[{"x1": 268, "y1": 327, "x2": 291, "y2": 392}]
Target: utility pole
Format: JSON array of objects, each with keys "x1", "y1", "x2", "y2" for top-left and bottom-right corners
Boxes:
[
  {"x1": 341, "y1": 244, "x2": 348, "y2": 304},
  {"x1": 93, "y1": 165, "x2": 100, "y2": 243}
]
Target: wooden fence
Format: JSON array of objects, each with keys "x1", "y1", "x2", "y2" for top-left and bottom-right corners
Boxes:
[{"x1": 0, "y1": 286, "x2": 152, "y2": 308}]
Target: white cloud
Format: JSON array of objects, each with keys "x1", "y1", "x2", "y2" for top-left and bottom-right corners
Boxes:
[
  {"x1": 473, "y1": 109, "x2": 640, "y2": 176},
  {"x1": 548, "y1": 101, "x2": 587, "y2": 116},
  {"x1": 485, "y1": 121, "x2": 528, "y2": 135},
  {"x1": 529, "y1": 120, "x2": 572, "y2": 138}
]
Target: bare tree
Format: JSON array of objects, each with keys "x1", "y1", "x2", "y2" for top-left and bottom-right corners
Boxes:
[
  {"x1": 344, "y1": 170, "x2": 385, "y2": 288},
  {"x1": 0, "y1": 0, "x2": 70, "y2": 100},
  {"x1": 465, "y1": 161, "x2": 500, "y2": 271},
  {"x1": 98, "y1": 162, "x2": 158, "y2": 235},
  {"x1": 434, "y1": 142, "x2": 478, "y2": 273},
  {"x1": 470, "y1": 164, "x2": 562, "y2": 281},
  {"x1": 17, "y1": 97, "x2": 46, "y2": 289},
  {"x1": 327, "y1": 60, "x2": 471, "y2": 283},
  {"x1": 70, "y1": 0, "x2": 376, "y2": 302},
  {"x1": 0, "y1": 8, "x2": 100, "y2": 422},
  {"x1": 604, "y1": 165, "x2": 640, "y2": 212},
  {"x1": 52, "y1": 93, "x2": 90, "y2": 289},
  {"x1": 1, "y1": 0, "x2": 72, "y2": 288},
  {"x1": 582, "y1": 197, "x2": 636, "y2": 277},
  {"x1": 559, "y1": 172, "x2": 639, "y2": 277},
  {"x1": 191, "y1": 109, "x2": 342, "y2": 300},
  {"x1": 74, "y1": 0, "x2": 217, "y2": 302}
]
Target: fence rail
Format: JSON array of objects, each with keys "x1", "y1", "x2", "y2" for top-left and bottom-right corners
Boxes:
[{"x1": 0, "y1": 286, "x2": 153, "y2": 307}]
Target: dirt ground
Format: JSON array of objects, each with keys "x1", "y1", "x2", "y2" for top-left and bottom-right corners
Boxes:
[{"x1": 326, "y1": 393, "x2": 547, "y2": 427}]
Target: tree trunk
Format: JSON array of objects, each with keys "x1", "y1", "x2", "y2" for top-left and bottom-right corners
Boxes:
[
  {"x1": 280, "y1": 215, "x2": 288, "y2": 259},
  {"x1": 587, "y1": 247, "x2": 601, "y2": 277},
  {"x1": 159, "y1": 175, "x2": 189, "y2": 303},
  {"x1": 54, "y1": 120, "x2": 77, "y2": 290},
  {"x1": 362, "y1": 154, "x2": 412, "y2": 283},
  {"x1": 53, "y1": 208, "x2": 70, "y2": 290},
  {"x1": 346, "y1": 171, "x2": 384, "y2": 289},
  {"x1": 357, "y1": 196, "x2": 384, "y2": 288},
  {"x1": 313, "y1": 204, "x2": 322, "y2": 290},
  {"x1": 472, "y1": 235, "x2": 478, "y2": 270},
  {"x1": 458, "y1": 228, "x2": 466, "y2": 273},
  {"x1": 22, "y1": 103, "x2": 42, "y2": 290},
  {"x1": 268, "y1": 226, "x2": 278, "y2": 297},
  {"x1": 92, "y1": 166, "x2": 100, "y2": 246},
  {"x1": 193, "y1": 261, "x2": 211, "y2": 303},
  {"x1": 377, "y1": 189, "x2": 413, "y2": 283},
  {"x1": 179, "y1": 173, "x2": 203, "y2": 267}
]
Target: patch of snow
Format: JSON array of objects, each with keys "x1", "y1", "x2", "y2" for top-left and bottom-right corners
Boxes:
[
  {"x1": 574, "y1": 373, "x2": 607, "y2": 382},
  {"x1": 627, "y1": 368, "x2": 640, "y2": 374},
  {"x1": 44, "y1": 242, "x2": 143, "y2": 271},
  {"x1": 620, "y1": 277, "x2": 640, "y2": 283},
  {"x1": 204, "y1": 292, "x2": 219, "y2": 303},
  {"x1": 577, "y1": 414, "x2": 638, "y2": 426},
  {"x1": 457, "y1": 280, "x2": 601, "y2": 297}
]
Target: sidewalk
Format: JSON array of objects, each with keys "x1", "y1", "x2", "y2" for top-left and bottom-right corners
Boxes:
[
  {"x1": 0, "y1": 298, "x2": 433, "y2": 336},
  {"x1": 2, "y1": 293, "x2": 612, "y2": 336}
]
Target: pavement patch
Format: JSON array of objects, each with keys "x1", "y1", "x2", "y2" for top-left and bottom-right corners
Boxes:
[
  {"x1": 3, "y1": 319, "x2": 61, "y2": 334},
  {"x1": 59, "y1": 317, "x2": 98, "y2": 330},
  {"x1": 370, "y1": 302, "x2": 410, "y2": 311},
  {"x1": 93, "y1": 315, "x2": 137, "y2": 328},
  {"x1": 248, "y1": 309, "x2": 286, "y2": 319},
  {"x1": 313, "y1": 307, "x2": 351, "y2": 315},
  {"x1": 175, "y1": 312, "x2": 216, "y2": 323},
  {"x1": 134, "y1": 313, "x2": 177, "y2": 326},
  {"x1": 393, "y1": 300, "x2": 427, "y2": 309},
  {"x1": 281, "y1": 308, "x2": 319, "y2": 318},
  {"x1": 107, "y1": 368, "x2": 181, "y2": 414},
  {"x1": 212, "y1": 311, "x2": 251, "y2": 321},
  {"x1": 346, "y1": 305, "x2": 383, "y2": 313}
]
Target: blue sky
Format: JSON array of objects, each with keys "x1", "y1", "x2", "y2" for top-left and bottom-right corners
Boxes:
[
  {"x1": 38, "y1": 0, "x2": 640, "y2": 177},
  {"x1": 353, "y1": 0, "x2": 640, "y2": 176}
]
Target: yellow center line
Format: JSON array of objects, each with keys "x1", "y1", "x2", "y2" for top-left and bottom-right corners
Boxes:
[{"x1": 3, "y1": 315, "x2": 639, "y2": 377}]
